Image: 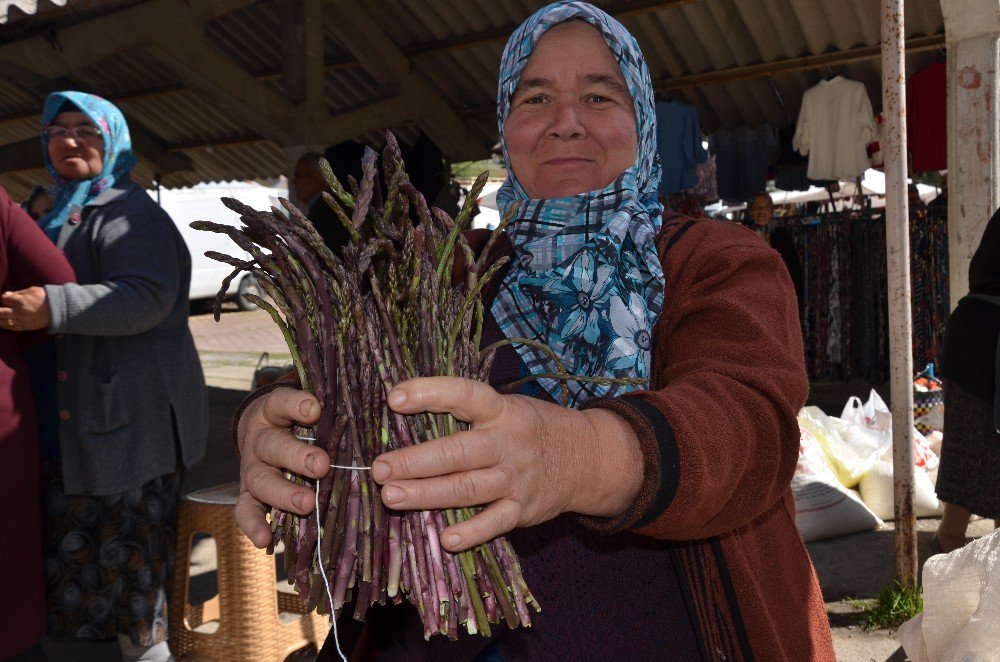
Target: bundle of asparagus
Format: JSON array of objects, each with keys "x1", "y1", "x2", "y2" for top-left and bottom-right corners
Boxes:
[{"x1": 193, "y1": 132, "x2": 538, "y2": 639}]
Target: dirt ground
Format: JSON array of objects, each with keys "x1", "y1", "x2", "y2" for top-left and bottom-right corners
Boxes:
[{"x1": 35, "y1": 308, "x2": 995, "y2": 662}]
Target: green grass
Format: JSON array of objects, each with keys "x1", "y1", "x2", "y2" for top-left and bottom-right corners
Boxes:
[
  {"x1": 851, "y1": 581, "x2": 924, "y2": 630},
  {"x1": 451, "y1": 160, "x2": 504, "y2": 180}
]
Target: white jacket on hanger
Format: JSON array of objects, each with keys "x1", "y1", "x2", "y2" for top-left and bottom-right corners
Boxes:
[{"x1": 793, "y1": 76, "x2": 876, "y2": 180}]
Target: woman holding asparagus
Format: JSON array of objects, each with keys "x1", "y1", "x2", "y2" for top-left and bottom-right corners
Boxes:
[{"x1": 236, "y1": 3, "x2": 834, "y2": 659}]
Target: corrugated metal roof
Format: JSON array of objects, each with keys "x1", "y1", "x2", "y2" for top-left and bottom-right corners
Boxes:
[{"x1": 0, "y1": 0, "x2": 946, "y2": 199}]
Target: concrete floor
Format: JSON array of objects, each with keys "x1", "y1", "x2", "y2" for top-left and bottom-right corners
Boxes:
[{"x1": 32, "y1": 307, "x2": 996, "y2": 662}]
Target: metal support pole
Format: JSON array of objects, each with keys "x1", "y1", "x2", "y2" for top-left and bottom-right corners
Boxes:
[{"x1": 881, "y1": 0, "x2": 917, "y2": 586}]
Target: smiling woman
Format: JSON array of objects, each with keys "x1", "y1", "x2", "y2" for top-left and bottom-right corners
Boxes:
[
  {"x1": 44, "y1": 113, "x2": 105, "y2": 180},
  {"x1": 4, "y1": 91, "x2": 210, "y2": 662},
  {"x1": 504, "y1": 21, "x2": 638, "y2": 199},
  {"x1": 234, "y1": 3, "x2": 836, "y2": 661}
]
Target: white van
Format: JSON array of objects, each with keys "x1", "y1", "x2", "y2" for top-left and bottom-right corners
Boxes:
[{"x1": 151, "y1": 181, "x2": 288, "y2": 310}]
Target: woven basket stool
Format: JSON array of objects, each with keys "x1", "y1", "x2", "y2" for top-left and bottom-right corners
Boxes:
[{"x1": 169, "y1": 482, "x2": 328, "y2": 661}]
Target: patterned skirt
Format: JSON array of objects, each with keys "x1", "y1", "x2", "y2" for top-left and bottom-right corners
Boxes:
[
  {"x1": 936, "y1": 379, "x2": 1000, "y2": 519},
  {"x1": 40, "y1": 459, "x2": 181, "y2": 646}
]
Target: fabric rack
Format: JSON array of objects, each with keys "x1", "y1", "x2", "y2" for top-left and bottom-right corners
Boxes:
[{"x1": 776, "y1": 206, "x2": 949, "y2": 382}]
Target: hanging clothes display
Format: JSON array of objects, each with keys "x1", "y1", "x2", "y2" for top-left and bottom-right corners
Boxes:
[
  {"x1": 686, "y1": 153, "x2": 718, "y2": 202},
  {"x1": 775, "y1": 205, "x2": 949, "y2": 382},
  {"x1": 867, "y1": 113, "x2": 885, "y2": 170},
  {"x1": 662, "y1": 191, "x2": 709, "y2": 218},
  {"x1": 910, "y1": 204, "x2": 950, "y2": 370},
  {"x1": 709, "y1": 123, "x2": 777, "y2": 202},
  {"x1": 907, "y1": 61, "x2": 947, "y2": 172},
  {"x1": 793, "y1": 76, "x2": 877, "y2": 181},
  {"x1": 775, "y1": 125, "x2": 810, "y2": 192},
  {"x1": 655, "y1": 99, "x2": 708, "y2": 196}
]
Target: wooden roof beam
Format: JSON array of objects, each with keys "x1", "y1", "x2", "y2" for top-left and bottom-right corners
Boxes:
[
  {"x1": 279, "y1": 0, "x2": 328, "y2": 109},
  {"x1": 325, "y1": 0, "x2": 484, "y2": 160},
  {"x1": 657, "y1": 33, "x2": 945, "y2": 91},
  {"x1": 146, "y1": 33, "x2": 301, "y2": 146},
  {"x1": 0, "y1": 0, "x2": 260, "y2": 85}
]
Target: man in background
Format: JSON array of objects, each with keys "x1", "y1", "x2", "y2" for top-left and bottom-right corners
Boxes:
[{"x1": 291, "y1": 151, "x2": 351, "y2": 254}]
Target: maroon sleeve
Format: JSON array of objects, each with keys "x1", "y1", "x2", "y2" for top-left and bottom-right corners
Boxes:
[
  {"x1": 1, "y1": 187, "x2": 75, "y2": 349},
  {"x1": 1, "y1": 187, "x2": 75, "y2": 290},
  {"x1": 581, "y1": 220, "x2": 808, "y2": 540}
]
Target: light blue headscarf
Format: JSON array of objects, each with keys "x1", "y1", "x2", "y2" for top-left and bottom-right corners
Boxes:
[
  {"x1": 491, "y1": 1, "x2": 664, "y2": 406},
  {"x1": 39, "y1": 91, "x2": 136, "y2": 241}
]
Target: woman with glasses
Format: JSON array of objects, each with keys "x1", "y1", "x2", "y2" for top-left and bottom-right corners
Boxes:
[{"x1": 2, "y1": 91, "x2": 208, "y2": 662}]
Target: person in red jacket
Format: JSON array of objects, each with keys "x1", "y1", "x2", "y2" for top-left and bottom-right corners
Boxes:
[
  {"x1": 232, "y1": 3, "x2": 834, "y2": 660},
  {"x1": 0, "y1": 185, "x2": 75, "y2": 660}
]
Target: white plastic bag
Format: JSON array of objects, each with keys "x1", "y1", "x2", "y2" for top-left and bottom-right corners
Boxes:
[
  {"x1": 798, "y1": 406, "x2": 889, "y2": 488},
  {"x1": 857, "y1": 460, "x2": 943, "y2": 520},
  {"x1": 841, "y1": 389, "x2": 892, "y2": 433},
  {"x1": 842, "y1": 390, "x2": 941, "y2": 472},
  {"x1": 898, "y1": 531, "x2": 1000, "y2": 661},
  {"x1": 883, "y1": 428, "x2": 940, "y2": 473},
  {"x1": 792, "y1": 425, "x2": 882, "y2": 542}
]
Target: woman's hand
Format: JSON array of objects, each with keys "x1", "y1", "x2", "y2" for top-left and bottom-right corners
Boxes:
[
  {"x1": 374, "y1": 376, "x2": 644, "y2": 553},
  {"x1": 234, "y1": 387, "x2": 330, "y2": 548},
  {"x1": 0, "y1": 286, "x2": 51, "y2": 331}
]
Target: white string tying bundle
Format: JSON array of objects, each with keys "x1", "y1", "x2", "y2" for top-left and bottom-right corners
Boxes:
[{"x1": 297, "y1": 434, "x2": 371, "y2": 662}]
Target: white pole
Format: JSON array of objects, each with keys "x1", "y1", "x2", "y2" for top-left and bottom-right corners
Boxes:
[{"x1": 881, "y1": 0, "x2": 917, "y2": 585}]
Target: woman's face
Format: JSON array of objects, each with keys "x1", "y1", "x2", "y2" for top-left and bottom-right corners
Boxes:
[
  {"x1": 505, "y1": 21, "x2": 638, "y2": 199},
  {"x1": 47, "y1": 112, "x2": 104, "y2": 180},
  {"x1": 28, "y1": 192, "x2": 54, "y2": 221},
  {"x1": 749, "y1": 196, "x2": 773, "y2": 227}
]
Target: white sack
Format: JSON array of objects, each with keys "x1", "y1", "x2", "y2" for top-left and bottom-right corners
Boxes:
[
  {"x1": 793, "y1": 425, "x2": 882, "y2": 542},
  {"x1": 857, "y1": 460, "x2": 943, "y2": 520}
]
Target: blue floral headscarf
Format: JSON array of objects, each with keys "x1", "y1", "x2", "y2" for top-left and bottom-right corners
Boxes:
[
  {"x1": 39, "y1": 91, "x2": 136, "y2": 241},
  {"x1": 491, "y1": 1, "x2": 664, "y2": 406}
]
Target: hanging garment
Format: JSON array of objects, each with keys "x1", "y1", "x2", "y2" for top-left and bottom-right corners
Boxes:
[
  {"x1": 775, "y1": 125, "x2": 810, "y2": 192},
  {"x1": 868, "y1": 113, "x2": 884, "y2": 169},
  {"x1": 793, "y1": 76, "x2": 877, "y2": 181},
  {"x1": 655, "y1": 99, "x2": 708, "y2": 196},
  {"x1": 686, "y1": 153, "x2": 718, "y2": 202},
  {"x1": 709, "y1": 124, "x2": 777, "y2": 202},
  {"x1": 775, "y1": 206, "x2": 949, "y2": 382},
  {"x1": 907, "y1": 61, "x2": 947, "y2": 172}
]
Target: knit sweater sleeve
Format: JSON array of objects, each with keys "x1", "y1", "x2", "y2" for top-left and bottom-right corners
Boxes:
[{"x1": 581, "y1": 219, "x2": 808, "y2": 540}]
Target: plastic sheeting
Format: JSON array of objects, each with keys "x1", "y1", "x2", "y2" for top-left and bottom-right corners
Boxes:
[{"x1": 898, "y1": 531, "x2": 1000, "y2": 661}]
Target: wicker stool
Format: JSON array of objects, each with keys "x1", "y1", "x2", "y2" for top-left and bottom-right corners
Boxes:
[{"x1": 169, "y1": 482, "x2": 328, "y2": 661}]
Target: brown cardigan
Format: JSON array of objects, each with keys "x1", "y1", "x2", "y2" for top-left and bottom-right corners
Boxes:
[
  {"x1": 581, "y1": 215, "x2": 834, "y2": 660},
  {"x1": 236, "y1": 215, "x2": 835, "y2": 661}
]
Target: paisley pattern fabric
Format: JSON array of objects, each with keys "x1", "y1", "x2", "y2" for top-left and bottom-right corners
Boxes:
[
  {"x1": 40, "y1": 458, "x2": 180, "y2": 646},
  {"x1": 39, "y1": 91, "x2": 136, "y2": 241},
  {"x1": 491, "y1": 1, "x2": 664, "y2": 406}
]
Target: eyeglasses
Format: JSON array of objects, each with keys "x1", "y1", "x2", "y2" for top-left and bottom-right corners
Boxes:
[{"x1": 44, "y1": 125, "x2": 103, "y2": 142}]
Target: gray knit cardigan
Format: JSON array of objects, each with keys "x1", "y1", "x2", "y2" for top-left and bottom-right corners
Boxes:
[{"x1": 44, "y1": 179, "x2": 208, "y2": 495}]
